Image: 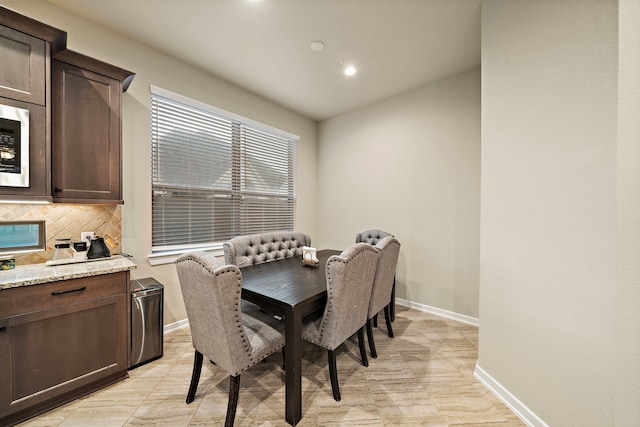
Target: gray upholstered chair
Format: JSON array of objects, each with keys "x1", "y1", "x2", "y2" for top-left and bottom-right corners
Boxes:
[
  {"x1": 302, "y1": 242, "x2": 380, "y2": 402},
  {"x1": 223, "y1": 231, "x2": 311, "y2": 267},
  {"x1": 175, "y1": 251, "x2": 284, "y2": 427},
  {"x1": 355, "y1": 229, "x2": 393, "y2": 245},
  {"x1": 365, "y1": 236, "x2": 401, "y2": 358},
  {"x1": 356, "y1": 229, "x2": 397, "y2": 323}
]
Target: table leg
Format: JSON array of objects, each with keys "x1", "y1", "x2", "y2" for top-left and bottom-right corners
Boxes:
[{"x1": 284, "y1": 309, "x2": 302, "y2": 426}]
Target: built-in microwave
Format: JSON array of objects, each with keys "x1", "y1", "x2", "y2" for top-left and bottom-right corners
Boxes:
[{"x1": 0, "y1": 103, "x2": 29, "y2": 187}]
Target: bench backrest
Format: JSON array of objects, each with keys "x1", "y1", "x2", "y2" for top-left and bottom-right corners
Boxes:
[{"x1": 223, "y1": 231, "x2": 311, "y2": 267}]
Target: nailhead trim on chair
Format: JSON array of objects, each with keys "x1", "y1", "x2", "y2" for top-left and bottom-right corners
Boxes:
[
  {"x1": 315, "y1": 244, "x2": 376, "y2": 348},
  {"x1": 176, "y1": 253, "x2": 284, "y2": 384},
  {"x1": 176, "y1": 254, "x2": 255, "y2": 367}
]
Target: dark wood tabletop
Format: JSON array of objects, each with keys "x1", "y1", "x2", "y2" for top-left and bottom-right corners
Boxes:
[
  {"x1": 240, "y1": 249, "x2": 340, "y2": 426},
  {"x1": 241, "y1": 249, "x2": 339, "y2": 315}
]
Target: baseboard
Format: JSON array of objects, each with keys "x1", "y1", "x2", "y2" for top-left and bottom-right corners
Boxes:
[
  {"x1": 395, "y1": 298, "x2": 479, "y2": 326},
  {"x1": 474, "y1": 364, "x2": 549, "y2": 427},
  {"x1": 164, "y1": 318, "x2": 189, "y2": 334}
]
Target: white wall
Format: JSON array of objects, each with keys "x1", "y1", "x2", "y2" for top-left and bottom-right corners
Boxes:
[
  {"x1": 3, "y1": 0, "x2": 318, "y2": 325},
  {"x1": 316, "y1": 69, "x2": 481, "y2": 319},
  {"x1": 615, "y1": 0, "x2": 640, "y2": 424},
  {"x1": 479, "y1": 1, "x2": 626, "y2": 425}
]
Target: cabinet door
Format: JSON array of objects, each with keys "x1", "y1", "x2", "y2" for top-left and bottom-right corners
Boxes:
[
  {"x1": 0, "y1": 293, "x2": 128, "y2": 421},
  {"x1": 0, "y1": 25, "x2": 45, "y2": 105},
  {"x1": 52, "y1": 61, "x2": 122, "y2": 203}
]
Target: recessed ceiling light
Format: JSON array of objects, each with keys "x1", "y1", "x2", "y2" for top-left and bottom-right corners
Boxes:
[
  {"x1": 310, "y1": 40, "x2": 325, "y2": 52},
  {"x1": 344, "y1": 65, "x2": 357, "y2": 77}
]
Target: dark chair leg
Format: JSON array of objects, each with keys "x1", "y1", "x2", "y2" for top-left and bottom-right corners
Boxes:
[
  {"x1": 225, "y1": 374, "x2": 241, "y2": 427},
  {"x1": 186, "y1": 350, "x2": 204, "y2": 404},
  {"x1": 366, "y1": 318, "x2": 377, "y2": 359},
  {"x1": 384, "y1": 305, "x2": 394, "y2": 338},
  {"x1": 328, "y1": 350, "x2": 341, "y2": 402},
  {"x1": 357, "y1": 326, "x2": 369, "y2": 367},
  {"x1": 282, "y1": 346, "x2": 286, "y2": 370},
  {"x1": 390, "y1": 276, "x2": 396, "y2": 322},
  {"x1": 373, "y1": 313, "x2": 378, "y2": 328}
]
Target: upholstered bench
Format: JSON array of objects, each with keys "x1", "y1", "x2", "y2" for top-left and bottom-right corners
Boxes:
[{"x1": 223, "y1": 231, "x2": 311, "y2": 267}]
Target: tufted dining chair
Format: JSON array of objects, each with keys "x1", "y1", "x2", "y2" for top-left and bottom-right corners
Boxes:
[
  {"x1": 356, "y1": 229, "x2": 397, "y2": 322},
  {"x1": 365, "y1": 236, "x2": 401, "y2": 358},
  {"x1": 302, "y1": 243, "x2": 379, "y2": 402},
  {"x1": 175, "y1": 251, "x2": 285, "y2": 427},
  {"x1": 355, "y1": 229, "x2": 393, "y2": 245},
  {"x1": 223, "y1": 231, "x2": 311, "y2": 267}
]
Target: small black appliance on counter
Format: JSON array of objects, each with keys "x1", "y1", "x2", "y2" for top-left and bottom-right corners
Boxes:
[{"x1": 87, "y1": 237, "x2": 111, "y2": 259}]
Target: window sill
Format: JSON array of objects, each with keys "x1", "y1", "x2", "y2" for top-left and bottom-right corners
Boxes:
[{"x1": 147, "y1": 245, "x2": 224, "y2": 266}]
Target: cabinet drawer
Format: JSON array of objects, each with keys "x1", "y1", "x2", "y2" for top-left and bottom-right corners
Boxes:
[{"x1": 0, "y1": 271, "x2": 128, "y2": 318}]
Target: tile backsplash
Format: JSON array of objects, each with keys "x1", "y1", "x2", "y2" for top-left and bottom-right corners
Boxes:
[{"x1": 0, "y1": 204, "x2": 121, "y2": 265}]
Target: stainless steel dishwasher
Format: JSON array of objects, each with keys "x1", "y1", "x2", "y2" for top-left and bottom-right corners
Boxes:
[{"x1": 130, "y1": 277, "x2": 164, "y2": 368}]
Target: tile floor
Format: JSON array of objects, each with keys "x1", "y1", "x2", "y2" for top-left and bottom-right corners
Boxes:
[{"x1": 18, "y1": 307, "x2": 525, "y2": 426}]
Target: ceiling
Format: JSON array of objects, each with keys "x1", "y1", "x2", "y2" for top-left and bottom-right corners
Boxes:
[{"x1": 45, "y1": 0, "x2": 481, "y2": 121}]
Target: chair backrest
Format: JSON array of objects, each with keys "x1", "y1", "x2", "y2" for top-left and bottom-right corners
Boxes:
[
  {"x1": 223, "y1": 231, "x2": 311, "y2": 267},
  {"x1": 316, "y1": 243, "x2": 380, "y2": 350},
  {"x1": 368, "y1": 236, "x2": 401, "y2": 317},
  {"x1": 355, "y1": 229, "x2": 393, "y2": 245},
  {"x1": 175, "y1": 251, "x2": 254, "y2": 375}
]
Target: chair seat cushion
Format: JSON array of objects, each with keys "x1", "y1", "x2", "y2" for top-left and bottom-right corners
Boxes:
[
  {"x1": 240, "y1": 311, "x2": 284, "y2": 374},
  {"x1": 242, "y1": 301, "x2": 284, "y2": 332},
  {"x1": 302, "y1": 316, "x2": 332, "y2": 351}
]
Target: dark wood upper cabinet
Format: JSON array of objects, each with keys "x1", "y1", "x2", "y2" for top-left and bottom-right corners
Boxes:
[
  {"x1": 0, "y1": 25, "x2": 46, "y2": 105},
  {"x1": 0, "y1": 7, "x2": 65, "y2": 105},
  {"x1": 0, "y1": 6, "x2": 134, "y2": 204},
  {"x1": 0, "y1": 8, "x2": 65, "y2": 202},
  {"x1": 52, "y1": 51, "x2": 134, "y2": 204},
  {"x1": 0, "y1": 7, "x2": 66, "y2": 55}
]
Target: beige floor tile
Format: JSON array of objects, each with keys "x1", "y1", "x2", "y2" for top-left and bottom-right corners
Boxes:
[
  {"x1": 124, "y1": 400, "x2": 197, "y2": 426},
  {"x1": 15, "y1": 407, "x2": 73, "y2": 427},
  {"x1": 382, "y1": 419, "x2": 449, "y2": 427},
  {"x1": 17, "y1": 307, "x2": 524, "y2": 427}
]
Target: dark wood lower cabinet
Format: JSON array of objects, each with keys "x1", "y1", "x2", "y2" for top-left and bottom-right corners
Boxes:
[{"x1": 0, "y1": 272, "x2": 130, "y2": 426}]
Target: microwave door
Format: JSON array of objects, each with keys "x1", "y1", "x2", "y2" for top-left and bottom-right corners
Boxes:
[{"x1": 0, "y1": 104, "x2": 29, "y2": 188}]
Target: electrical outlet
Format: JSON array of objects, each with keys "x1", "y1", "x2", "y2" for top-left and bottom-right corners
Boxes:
[{"x1": 81, "y1": 232, "x2": 95, "y2": 244}]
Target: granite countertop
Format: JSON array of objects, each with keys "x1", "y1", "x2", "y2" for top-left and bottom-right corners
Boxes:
[{"x1": 0, "y1": 256, "x2": 137, "y2": 290}]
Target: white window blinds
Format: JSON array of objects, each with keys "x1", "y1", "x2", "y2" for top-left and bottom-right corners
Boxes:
[{"x1": 151, "y1": 87, "x2": 297, "y2": 251}]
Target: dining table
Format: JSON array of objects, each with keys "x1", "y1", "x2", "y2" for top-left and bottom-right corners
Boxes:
[{"x1": 240, "y1": 249, "x2": 340, "y2": 426}]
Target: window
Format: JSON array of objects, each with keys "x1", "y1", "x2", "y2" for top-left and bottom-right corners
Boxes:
[
  {"x1": 0, "y1": 220, "x2": 46, "y2": 254},
  {"x1": 150, "y1": 86, "x2": 297, "y2": 253}
]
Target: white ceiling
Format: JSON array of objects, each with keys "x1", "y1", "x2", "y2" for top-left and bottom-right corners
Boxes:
[{"x1": 46, "y1": 0, "x2": 481, "y2": 121}]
